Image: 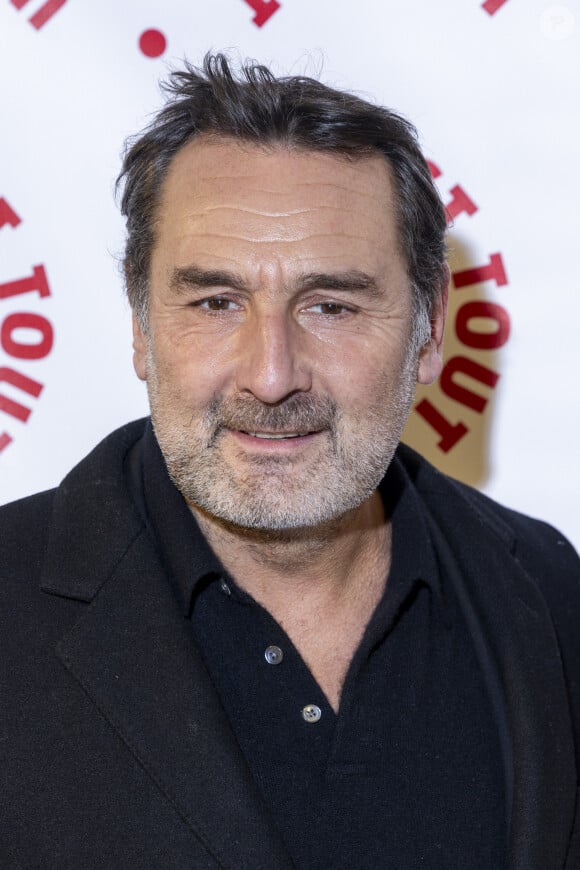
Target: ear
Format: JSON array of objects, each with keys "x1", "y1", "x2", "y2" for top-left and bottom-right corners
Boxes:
[
  {"x1": 417, "y1": 267, "x2": 449, "y2": 386},
  {"x1": 132, "y1": 311, "x2": 148, "y2": 382}
]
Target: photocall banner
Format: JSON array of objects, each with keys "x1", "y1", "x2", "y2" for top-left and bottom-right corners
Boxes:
[{"x1": 1, "y1": 0, "x2": 578, "y2": 549}]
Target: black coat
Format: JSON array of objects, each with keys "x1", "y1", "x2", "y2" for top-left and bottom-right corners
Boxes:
[{"x1": 1, "y1": 419, "x2": 579, "y2": 870}]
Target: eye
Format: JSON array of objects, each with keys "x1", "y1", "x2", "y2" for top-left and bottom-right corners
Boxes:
[
  {"x1": 196, "y1": 296, "x2": 241, "y2": 312},
  {"x1": 307, "y1": 301, "x2": 352, "y2": 316}
]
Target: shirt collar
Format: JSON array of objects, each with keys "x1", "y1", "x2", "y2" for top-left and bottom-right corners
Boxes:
[
  {"x1": 136, "y1": 420, "x2": 446, "y2": 617},
  {"x1": 377, "y1": 453, "x2": 449, "y2": 626}
]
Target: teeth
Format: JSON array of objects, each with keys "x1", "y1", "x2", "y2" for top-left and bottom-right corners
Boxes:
[{"x1": 248, "y1": 432, "x2": 302, "y2": 439}]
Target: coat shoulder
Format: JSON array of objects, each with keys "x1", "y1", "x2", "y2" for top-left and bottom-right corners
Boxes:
[
  {"x1": 396, "y1": 442, "x2": 579, "y2": 575},
  {"x1": 397, "y1": 444, "x2": 580, "y2": 725},
  {"x1": 397, "y1": 441, "x2": 580, "y2": 727},
  {"x1": 0, "y1": 418, "x2": 149, "y2": 595},
  {"x1": 0, "y1": 489, "x2": 57, "y2": 597}
]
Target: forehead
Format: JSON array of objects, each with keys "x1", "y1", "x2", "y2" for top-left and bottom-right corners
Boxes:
[{"x1": 152, "y1": 136, "x2": 403, "y2": 279}]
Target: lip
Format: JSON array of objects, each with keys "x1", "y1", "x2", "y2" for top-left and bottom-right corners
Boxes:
[{"x1": 226, "y1": 429, "x2": 323, "y2": 451}]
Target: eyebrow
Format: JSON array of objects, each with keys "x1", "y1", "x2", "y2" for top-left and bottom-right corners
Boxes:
[
  {"x1": 298, "y1": 271, "x2": 381, "y2": 296},
  {"x1": 169, "y1": 266, "x2": 382, "y2": 297},
  {"x1": 170, "y1": 266, "x2": 248, "y2": 293}
]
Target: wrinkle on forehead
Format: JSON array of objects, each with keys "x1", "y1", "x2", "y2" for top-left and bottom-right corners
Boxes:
[
  {"x1": 174, "y1": 230, "x2": 381, "y2": 246},
  {"x1": 161, "y1": 138, "x2": 395, "y2": 216},
  {"x1": 200, "y1": 204, "x2": 351, "y2": 217},
  {"x1": 190, "y1": 179, "x2": 386, "y2": 202},
  {"x1": 161, "y1": 156, "x2": 395, "y2": 247},
  {"x1": 151, "y1": 138, "x2": 407, "y2": 294}
]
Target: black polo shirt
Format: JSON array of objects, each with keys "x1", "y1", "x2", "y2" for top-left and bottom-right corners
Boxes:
[{"x1": 134, "y1": 423, "x2": 505, "y2": 869}]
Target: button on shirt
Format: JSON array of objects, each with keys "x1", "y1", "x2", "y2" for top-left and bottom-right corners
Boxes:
[{"x1": 135, "y1": 423, "x2": 505, "y2": 869}]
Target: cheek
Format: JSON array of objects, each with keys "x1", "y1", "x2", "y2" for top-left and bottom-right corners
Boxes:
[
  {"x1": 160, "y1": 317, "x2": 242, "y2": 369},
  {"x1": 325, "y1": 337, "x2": 412, "y2": 399},
  {"x1": 150, "y1": 339, "x2": 233, "y2": 411}
]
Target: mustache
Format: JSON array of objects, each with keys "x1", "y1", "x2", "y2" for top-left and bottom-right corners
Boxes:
[{"x1": 204, "y1": 394, "x2": 338, "y2": 438}]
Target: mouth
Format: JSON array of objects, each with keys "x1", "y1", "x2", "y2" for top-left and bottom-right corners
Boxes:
[
  {"x1": 224, "y1": 428, "x2": 323, "y2": 450},
  {"x1": 244, "y1": 431, "x2": 312, "y2": 440}
]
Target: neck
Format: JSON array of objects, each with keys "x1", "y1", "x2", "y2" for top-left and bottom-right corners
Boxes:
[{"x1": 189, "y1": 490, "x2": 391, "y2": 613}]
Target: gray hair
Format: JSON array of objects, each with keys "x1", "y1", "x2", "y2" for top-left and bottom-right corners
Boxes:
[{"x1": 117, "y1": 52, "x2": 447, "y2": 344}]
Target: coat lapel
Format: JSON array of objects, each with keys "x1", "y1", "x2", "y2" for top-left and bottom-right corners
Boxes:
[
  {"x1": 40, "y1": 423, "x2": 295, "y2": 870},
  {"x1": 414, "y1": 467, "x2": 576, "y2": 870}
]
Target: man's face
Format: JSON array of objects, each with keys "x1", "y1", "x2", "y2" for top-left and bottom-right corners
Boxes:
[{"x1": 133, "y1": 138, "x2": 445, "y2": 530}]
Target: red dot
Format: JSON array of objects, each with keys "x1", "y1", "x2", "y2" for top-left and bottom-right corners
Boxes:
[{"x1": 139, "y1": 29, "x2": 167, "y2": 58}]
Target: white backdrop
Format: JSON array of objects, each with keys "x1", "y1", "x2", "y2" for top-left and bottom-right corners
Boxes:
[{"x1": 1, "y1": 0, "x2": 579, "y2": 549}]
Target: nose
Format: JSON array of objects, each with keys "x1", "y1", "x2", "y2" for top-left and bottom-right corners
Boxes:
[{"x1": 234, "y1": 308, "x2": 311, "y2": 404}]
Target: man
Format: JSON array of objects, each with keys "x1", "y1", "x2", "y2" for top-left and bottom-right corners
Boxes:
[{"x1": 1, "y1": 54, "x2": 579, "y2": 870}]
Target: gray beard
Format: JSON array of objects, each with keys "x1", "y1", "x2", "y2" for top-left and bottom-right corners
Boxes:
[{"x1": 148, "y1": 356, "x2": 417, "y2": 533}]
